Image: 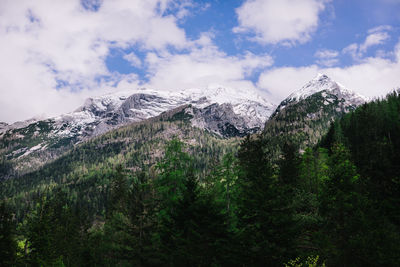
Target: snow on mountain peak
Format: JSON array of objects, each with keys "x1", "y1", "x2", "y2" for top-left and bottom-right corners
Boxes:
[
  {"x1": 43, "y1": 85, "x2": 277, "y2": 140},
  {"x1": 287, "y1": 73, "x2": 368, "y2": 104}
]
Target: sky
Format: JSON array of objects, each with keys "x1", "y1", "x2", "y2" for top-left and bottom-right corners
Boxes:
[{"x1": 0, "y1": 0, "x2": 400, "y2": 123}]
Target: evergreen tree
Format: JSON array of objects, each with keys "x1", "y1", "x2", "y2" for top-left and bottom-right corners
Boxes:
[
  {"x1": 108, "y1": 164, "x2": 129, "y2": 215},
  {"x1": 25, "y1": 189, "x2": 86, "y2": 266},
  {"x1": 101, "y1": 165, "x2": 138, "y2": 265},
  {"x1": 160, "y1": 170, "x2": 231, "y2": 266},
  {"x1": 155, "y1": 139, "x2": 191, "y2": 214},
  {"x1": 153, "y1": 139, "x2": 194, "y2": 264},
  {"x1": 319, "y1": 143, "x2": 365, "y2": 265},
  {"x1": 127, "y1": 171, "x2": 157, "y2": 266},
  {"x1": 236, "y1": 135, "x2": 297, "y2": 266},
  {"x1": 279, "y1": 142, "x2": 300, "y2": 188},
  {"x1": 0, "y1": 201, "x2": 17, "y2": 266}
]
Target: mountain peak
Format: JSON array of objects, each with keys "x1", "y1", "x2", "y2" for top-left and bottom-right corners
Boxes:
[
  {"x1": 269, "y1": 74, "x2": 369, "y2": 120},
  {"x1": 287, "y1": 73, "x2": 338, "y2": 101},
  {"x1": 314, "y1": 72, "x2": 329, "y2": 80},
  {"x1": 286, "y1": 73, "x2": 368, "y2": 104}
]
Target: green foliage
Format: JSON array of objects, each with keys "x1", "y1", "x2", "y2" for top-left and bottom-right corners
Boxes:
[
  {"x1": 159, "y1": 169, "x2": 231, "y2": 266},
  {"x1": 0, "y1": 201, "x2": 17, "y2": 266},
  {"x1": 1, "y1": 119, "x2": 238, "y2": 223},
  {"x1": 318, "y1": 143, "x2": 364, "y2": 265},
  {"x1": 285, "y1": 255, "x2": 325, "y2": 267},
  {"x1": 155, "y1": 139, "x2": 191, "y2": 213},
  {"x1": 236, "y1": 136, "x2": 298, "y2": 266},
  {"x1": 1, "y1": 92, "x2": 400, "y2": 266},
  {"x1": 24, "y1": 189, "x2": 89, "y2": 266},
  {"x1": 263, "y1": 90, "x2": 355, "y2": 161},
  {"x1": 319, "y1": 91, "x2": 400, "y2": 265}
]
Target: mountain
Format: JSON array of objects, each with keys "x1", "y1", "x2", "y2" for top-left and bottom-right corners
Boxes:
[
  {"x1": 262, "y1": 73, "x2": 368, "y2": 157},
  {"x1": 0, "y1": 105, "x2": 241, "y2": 219},
  {"x1": 272, "y1": 73, "x2": 367, "y2": 116},
  {"x1": 0, "y1": 85, "x2": 274, "y2": 177}
]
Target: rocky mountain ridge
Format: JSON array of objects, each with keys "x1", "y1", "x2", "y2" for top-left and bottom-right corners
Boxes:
[
  {"x1": 0, "y1": 85, "x2": 274, "y2": 176},
  {"x1": 0, "y1": 75, "x2": 370, "y2": 176}
]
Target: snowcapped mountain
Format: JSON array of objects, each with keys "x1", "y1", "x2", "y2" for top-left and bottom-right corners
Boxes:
[
  {"x1": 287, "y1": 73, "x2": 367, "y2": 103},
  {"x1": 53, "y1": 85, "x2": 275, "y2": 139},
  {"x1": 0, "y1": 85, "x2": 275, "y2": 176},
  {"x1": 263, "y1": 73, "x2": 368, "y2": 159},
  {"x1": 272, "y1": 73, "x2": 368, "y2": 117}
]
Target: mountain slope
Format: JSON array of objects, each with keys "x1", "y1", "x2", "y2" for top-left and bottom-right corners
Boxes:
[
  {"x1": 1, "y1": 105, "x2": 241, "y2": 219},
  {"x1": 0, "y1": 86, "x2": 274, "y2": 177},
  {"x1": 262, "y1": 74, "x2": 368, "y2": 157}
]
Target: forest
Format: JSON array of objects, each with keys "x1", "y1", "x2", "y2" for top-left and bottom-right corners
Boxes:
[{"x1": 1, "y1": 92, "x2": 400, "y2": 266}]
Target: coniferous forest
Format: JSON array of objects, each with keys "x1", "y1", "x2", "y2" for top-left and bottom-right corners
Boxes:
[{"x1": 1, "y1": 92, "x2": 400, "y2": 266}]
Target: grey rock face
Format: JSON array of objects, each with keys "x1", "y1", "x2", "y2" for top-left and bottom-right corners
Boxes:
[{"x1": 188, "y1": 104, "x2": 259, "y2": 138}]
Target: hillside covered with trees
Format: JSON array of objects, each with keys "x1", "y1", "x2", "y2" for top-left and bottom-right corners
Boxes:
[{"x1": 1, "y1": 92, "x2": 400, "y2": 266}]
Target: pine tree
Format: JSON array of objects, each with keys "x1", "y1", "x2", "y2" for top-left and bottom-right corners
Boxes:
[
  {"x1": 156, "y1": 139, "x2": 190, "y2": 207},
  {"x1": 236, "y1": 135, "x2": 297, "y2": 266},
  {"x1": 279, "y1": 142, "x2": 300, "y2": 188},
  {"x1": 108, "y1": 164, "x2": 129, "y2": 215},
  {"x1": 25, "y1": 189, "x2": 85, "y2": 266},
  {"x1": 0, "y1": 201, "x2": 17, "y2": 266},
  {"x1": 160, "y1": 169, "x2": 231, "y2": 266},
  {"x1": 319, "y1": 143, "x2": 365, "y2": 265}
]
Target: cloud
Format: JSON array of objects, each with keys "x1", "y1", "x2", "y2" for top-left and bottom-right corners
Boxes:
[
  {"x1": 258, "y1": 39, "x2": 400, "y2": 103},
  {"x1": 342, "y1": 43, "x2": 361, "y2": 60},
  {"x1": 258, "y1": 66, "x2": 320, "y2": 102},
  {"x1": 314, "y1": 49, "x2": 339, "y2": 67},
  {"x1": 0, "y1": 0, "x2": 189, "y2": 123},
  {"x1": 368, "y1": 25, "x2": 393, "y2": 34},
  {"x1": 145, "y1": 40, "x2": 274, "y2": 91},
  {"x1": 123, "y1": 52, "x2": 142, "y2": 68},
  {"x1": 360, "y1": 32, "x2": 390, "y2": 53},
  {"x1": 343, "y1": 26, "x2": 391, "y2": 60},
  {"x1": 233, "y1": 0, "x2": 328, "y2": 45}
]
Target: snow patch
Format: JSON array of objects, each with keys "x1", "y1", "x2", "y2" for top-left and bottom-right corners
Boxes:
[{"x1": 30, "y1": 144, "x2": 42, "y2": 151}]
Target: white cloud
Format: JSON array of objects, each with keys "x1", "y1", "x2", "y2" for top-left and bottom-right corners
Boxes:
[
  {"x1": 316, "y1": 58, "x2": 339, "y2": 67},
  {"x1": 315, "y1": 49, "x2": 339, "y2": 58},
  {"x1": 342, "y1": 43, "x2": 360, "y2": 60},
  {"x1": 123, "y1": 52, "x2": 142, "y2": 68},
  {"x1": 343, "y1": 26, "x2": 391, "y2": 60},
  {"x1": 360, "y1": 32, "x2": 390, "y2": 53},
  {"x1": 258, "y1": 66, "x2": 320, "y2": 102},
  {"x1": 258, "y1": 39, "x2": 400, "y2": 103},
  {"x1": 368, "y1": 25, "x2": 393, "y2": 34},
  {"x1": 314, "y1": 49, "x2": 339, "y2": 67},
  {"x1": 233, "y1": 0, "x2": 328, "y2": 45},
  {"x1": 0, "y1": 0, "x2": 189, "y2": 123},
  {"x1": 145, "y1": 43, "x2": 274, "y2": 91}
]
